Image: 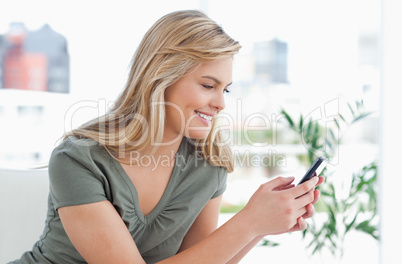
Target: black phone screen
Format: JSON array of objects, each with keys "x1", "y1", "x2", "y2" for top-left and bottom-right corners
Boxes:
[{"x1": 297, "y1": 156, "x2": 327, "y2": 185}]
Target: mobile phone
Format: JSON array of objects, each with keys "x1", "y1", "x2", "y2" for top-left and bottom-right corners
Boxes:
[{"x1": 297, "y1": 156, "x2": 328, "y2": 185}]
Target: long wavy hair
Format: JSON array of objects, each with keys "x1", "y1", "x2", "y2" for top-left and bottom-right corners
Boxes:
[{"x1": 64, "y1": 10, "x2": 241, "y2": 172}]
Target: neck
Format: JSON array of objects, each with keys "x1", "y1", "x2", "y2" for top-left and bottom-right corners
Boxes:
[
  {"x1": 147, "y1": 135, "x2": 183, "y2": 157},
  {"x1": 119, "y1": 135, "x2": 184, "y2": 166}
]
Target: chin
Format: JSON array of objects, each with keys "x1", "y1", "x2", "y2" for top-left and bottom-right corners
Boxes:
[{"x1": 185, "y1": 130, "x2": 211, "y2": 140}]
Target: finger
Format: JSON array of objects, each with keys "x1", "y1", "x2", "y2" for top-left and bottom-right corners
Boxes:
[
  {"x1": 311, "y1": 189, "x2": 321, "y2": 205},
  {"x1": 292, "y1": 177, "x2": 318, "y2": 198},
  {"x1": 297, "y1": 216, "x2": 307, "y2": 230},
  {"x1": 302, "y1": 203, "x2": 315, "y2": 219},
  {"x1": 295, "y1": 189, "x2": 315, "y2": 208},
  {"x1": 287, "y1": 210, "x2": 307, "y2": 233},
  {"x1": 316, "y1": 176, "x2": 325, "y2": 187},
  {"x1": 274, "y1": 183, "x2": 295, "y2": 191},
  {"x1": 295, "y1": 205, "x2": 308, "y2": 220},
  {"x1": 265, "y1": 176, "x2": 295, "y2": 191}
]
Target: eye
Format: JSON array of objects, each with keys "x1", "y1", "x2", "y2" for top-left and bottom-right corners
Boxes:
[
  {"x1": 223, "y1": 88, "x2": 230, "y2": 94},
  {"x1": 202, "y1": 84, "x2": 214, "y2": 89}
]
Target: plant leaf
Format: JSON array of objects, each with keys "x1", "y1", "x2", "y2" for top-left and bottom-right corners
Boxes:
[
  {"x1": 351, "y1": 112, "x2": 373, "y2": 124},
  {"x1": 347, "y1": 102, "x2": 356, "y2": 118},
  {"x1": 261, "y1": 239, "x2": 280, "y2": 247},
  {"x1": 345, "y1": 214, "x2": 358, "y2": 233},
  {"x1": 281, "y1": 109, "x2": 295, "y2": 129},
  {"x1": 299, "y1": 114, "x2": 304, "y2": 133}
]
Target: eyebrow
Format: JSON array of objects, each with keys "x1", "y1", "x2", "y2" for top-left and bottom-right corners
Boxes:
[{"x1": 201, "y1": 75, "x2": 232, "y2": 87}]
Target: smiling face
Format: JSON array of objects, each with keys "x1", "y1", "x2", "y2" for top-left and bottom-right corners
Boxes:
[{"x1": 164, "y1": 57, "x2": 233, "y2": 141}]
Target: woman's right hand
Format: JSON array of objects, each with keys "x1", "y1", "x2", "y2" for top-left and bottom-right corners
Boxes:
[{"x1": 239, "y1": 176, "x2": 319, "y2": 237}]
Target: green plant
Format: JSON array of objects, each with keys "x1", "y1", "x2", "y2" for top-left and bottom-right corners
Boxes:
[
  {"x1": 280, "y1": 100, "x2": 378, "y2": 259},
  {"x1": 305, "y1": 162, "x2": 378, "y2": 257}
]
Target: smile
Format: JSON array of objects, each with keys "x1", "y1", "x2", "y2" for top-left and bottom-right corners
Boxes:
[{"x1": 195, "y1": 111, "x2": 213, "y2": 121}]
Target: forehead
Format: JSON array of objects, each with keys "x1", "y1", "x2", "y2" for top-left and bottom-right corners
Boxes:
[{"x1": 191, "y1": 57, "x2": 233, "y2": 84}]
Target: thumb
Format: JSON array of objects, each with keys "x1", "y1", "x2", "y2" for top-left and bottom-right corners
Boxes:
[{"x1": 268, "y1": 176, "x2": 295, "y2": 190}]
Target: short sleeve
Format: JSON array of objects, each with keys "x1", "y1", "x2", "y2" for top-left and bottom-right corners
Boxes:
[
  {"x1": 48, "y1": 139, "x2": 107, "y2": 210},
  {"x1": 211, "y1": 167, "x2": 228, "y2": 199}
]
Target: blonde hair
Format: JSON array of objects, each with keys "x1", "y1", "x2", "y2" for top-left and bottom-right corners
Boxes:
[{"x1": 65, "y1": 10, "x2": 241, "y2": 172}]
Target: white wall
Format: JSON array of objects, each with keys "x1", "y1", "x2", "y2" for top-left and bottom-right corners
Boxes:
[
  {"x1": 0, "y1": 168, "x2": 49, "y2": 263},
  {"x1": 379, "y1": 0, "x2": 402, "y2": 263}
]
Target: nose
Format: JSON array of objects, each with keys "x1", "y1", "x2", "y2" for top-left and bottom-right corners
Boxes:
[{"x1": 211, "y1": 91, "x2": 226, "y2": 112}]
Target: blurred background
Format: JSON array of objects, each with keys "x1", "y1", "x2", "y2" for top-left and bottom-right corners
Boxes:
[{"x1": 0, "y1": 0, "x2": 400, "y2": 263}]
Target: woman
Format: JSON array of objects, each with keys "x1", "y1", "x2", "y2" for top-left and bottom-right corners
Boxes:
[{"x1": 11, "y1": 10, "x2": 324, "y2": 264}]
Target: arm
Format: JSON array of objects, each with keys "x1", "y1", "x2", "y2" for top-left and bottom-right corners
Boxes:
[
  {"x1": 58, "y1": 201, "x2": 145, "y2": 264},
  {"x1": 178, "y1": 195, "x2": 223, "y2": 252},
  {"x1": 59, "y1": 198, "x2": 256, "y2": 264},
  {"x1": 59, "y1": 176, "x2": 321, "y2": 264},
  {"x1": 178, "y1": 196, "x2": 266, "y2": 263},
  {"x1": 178, "y1": 176, "x2": 324, "y2": 264}
]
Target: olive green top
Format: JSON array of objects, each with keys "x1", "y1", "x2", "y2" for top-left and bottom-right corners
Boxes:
[{"x1": 10, "y1": 136, "x2": 227, "y2": 264}]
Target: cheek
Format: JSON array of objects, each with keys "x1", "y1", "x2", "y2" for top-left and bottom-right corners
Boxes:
[
  {"x1": 165, "y1": 84, "x2": 208, "y2": 121},
  {"x1": 182, "y1": 89, "x2": 202, "y2": 108},
  {"x1": 166, "y1": 104, "x2": 184, "y2": 125},
  {"x1": 180, "y1": 95, "x2": 204, "y2": 117}
]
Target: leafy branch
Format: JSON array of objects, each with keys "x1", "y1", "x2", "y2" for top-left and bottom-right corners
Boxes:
[{"x1": 279, "y1": 100, "x2": 378, "y2": 258}]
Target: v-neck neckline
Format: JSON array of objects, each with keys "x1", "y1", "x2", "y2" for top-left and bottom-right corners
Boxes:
[{"x1": 110, "y1": 138, "x2": 186, "y2": 224}]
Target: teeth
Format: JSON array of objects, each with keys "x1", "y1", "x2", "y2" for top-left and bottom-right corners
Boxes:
[{"x1": 196, "y1": 111, "x2": 213, "y2": 121}]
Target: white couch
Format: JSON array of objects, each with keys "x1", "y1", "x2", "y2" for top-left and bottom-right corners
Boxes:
[{"x1": 0, "y1": 168, "x2": 49, "y2": 263}]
